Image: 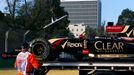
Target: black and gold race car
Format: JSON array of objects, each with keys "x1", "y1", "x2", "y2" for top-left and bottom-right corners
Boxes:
[
  {"x1": 2, "y1": 25, "x2": 134, "y2": 62},
  {"x1": 29, "y1": 36, "x2": 134, "y2": 62}
]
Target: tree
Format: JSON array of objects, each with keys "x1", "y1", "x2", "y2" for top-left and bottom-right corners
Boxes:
[
  {"x1": 15, "y1": 0, "x2": 52, "y2": 30},
  {"x1": 117, "y1": 8, "x2": 134, "y2": 26},
  {"x1": 85, "y1": 26, "x2": 97, "y2": 38},
  {"x1": 0, "y1": 11, "x2": 4, "y2": 21},
  {"x1": 45, "y1": 0, "x2": 70, "y2": 37},
  {"x1": 0, "y1": 11, "x2": 5, "y2": 28},
  {"x1": 5, "y1": 0, "x2": 18, "y2": 27},
  {"x1": 4, "y1": 0, "x2": 69, "y2": 38}
]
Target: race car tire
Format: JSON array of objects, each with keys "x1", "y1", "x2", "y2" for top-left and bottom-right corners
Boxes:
[{"x1": 29, "y1": 38, "x2": 51, "y2": 61}]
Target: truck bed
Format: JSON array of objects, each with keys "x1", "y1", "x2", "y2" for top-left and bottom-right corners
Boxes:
[{"x1": 42, "y1": 62, "x2": 134, "y2": 71}]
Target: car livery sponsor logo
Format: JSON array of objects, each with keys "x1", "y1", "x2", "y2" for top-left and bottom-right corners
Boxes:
[
  {"x1": 106, "y1": 26, "x2": 134, "y2": 37},
  {"x1": 61, "y1": 40, "x2": 68, "y2": 49},
  {"x1": 94, "y1": 41, "x2": 124, "y2": 50},
  {"x1": 61, "y1": 40, "x2": 83, "y2": 49},
  {"x1": 126, "y1": 28, "x2": 134, "y2": 37},
  {"x1": 106, "y1": 26, "x2": 125, "y2": 33}
]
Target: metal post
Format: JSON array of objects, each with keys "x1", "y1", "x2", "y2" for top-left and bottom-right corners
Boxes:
[
  {"x1": 43, "y1": 15, "x2": 67, "y2": 29},
  {"x1": 23, "y1": 30, "x2": 30, "y2": 42},
  {"x1": 5, "y1": 30, "x2": 10, "y2": 52}
]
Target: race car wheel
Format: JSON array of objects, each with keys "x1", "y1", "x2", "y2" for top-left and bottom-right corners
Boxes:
[{"x1": 30, "y1": 38, "x2": 51, "y2": 61}]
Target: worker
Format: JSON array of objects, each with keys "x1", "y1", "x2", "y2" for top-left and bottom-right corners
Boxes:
[{"x1": 14, "y1": 42, "x2": 40, "y2": 75}]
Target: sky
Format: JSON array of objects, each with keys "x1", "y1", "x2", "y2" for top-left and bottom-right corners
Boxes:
[
  {"x1": 101, "y1": 0, "x2": 134, "y2": 25},
  {"x1": 0, "y1": 0, "x2": 6, "y2": 12},
  {"x1": 0, "y1": 0, "x2": 134, "y2": 25}
]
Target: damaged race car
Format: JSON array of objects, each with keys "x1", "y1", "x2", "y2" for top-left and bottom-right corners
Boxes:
[
  {"x1": 30, "y1": 26, "x2": 134, "y2": 62},
  {"x1": 30, "y1": 36, "x2": 134, "y2": 62}
]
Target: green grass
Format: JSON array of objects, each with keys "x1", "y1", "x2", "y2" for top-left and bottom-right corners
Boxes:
[{"x1": 0, "y1": 69, "x2": 16, "y2": 75}]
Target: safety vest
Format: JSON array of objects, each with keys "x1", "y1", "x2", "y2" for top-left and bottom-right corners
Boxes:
[{"x1": 15, "y1": 51, "x2": 39, "y2": 75}]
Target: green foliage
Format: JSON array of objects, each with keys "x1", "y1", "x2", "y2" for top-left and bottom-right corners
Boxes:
[
  {"x1": 0, "y1": 11, "x2": 4, "y2": 28},
  {"x1": 14, "y1": 0, "x2": 51, "y2": 30},
  {"x1": 0, "y1": 11, "x2": 4, "y2": 21},
  {"x1": 85, "y1": 26, "x2": 97, "y2": 38},
  {"x1": 117, "y1": 8, "x2": 134, "y2": 26},
  {"x1": 0, "y1": 11, "x2": 11, "y2": 29},
  {"x1": 44, "y1": 0, "x2": 70, "y2": 37}
]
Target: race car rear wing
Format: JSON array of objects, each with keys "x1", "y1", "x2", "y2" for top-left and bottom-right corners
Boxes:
[{"x1": 106, "y1": 25, "x2": 134, "y2": 38}]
